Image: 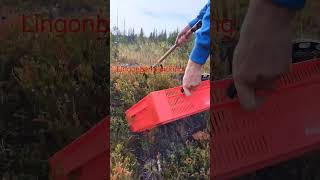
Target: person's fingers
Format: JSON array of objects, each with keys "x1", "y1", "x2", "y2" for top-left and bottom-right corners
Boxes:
[
  {"x1": 184, "y1": 33, "x2": 193, "y2": 42},
  {"x1": 177, "y1": 38, "x2": 186, "y2": 47},
  {"x1": 175, "y1": 38, "x2": 179, "y2": 44},
  {"x1": 176, "y1": 39, "x2": 181, "y2": 46},
  {"x1": 180, "y1": 36, "x2": 188, "y2": 43},
  {"x1": 190, "y1": 83, "x2": 200, "y2": 90},
  {"x1": 182, "y1": 59, "x2": 202, "y2": 97},
  {"x1": 176, "y1": 38, "x2": 181, "y2": 46},
  {"x1": 176, "y1": 30, "x2": 187, "y2": 45},
  {"x1": 183, "y1": 82, "x2": 197, "y2": 96},
  {"x1": 183, "y1": 86, "x2": 192, "y2": 96},
  {"x1": 175, "y1": 34, "x2": 182, "y2": 44},
  {"x1": 177, "y1": 30, "x2": 193, "y2": 46},
  {"x1": 183, "y1": 82, "x2": 201, "y2": 96},
  {"x1": 185, "y1": 31, "x2": 193, "y2": 38},
  {"x1": 234, "y1": 80, "x2": 259, "y2": 111}
]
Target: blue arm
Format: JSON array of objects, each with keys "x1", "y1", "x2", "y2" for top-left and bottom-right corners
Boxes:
[
  {"x1": 189, "y1": 1, "x2": 210, "y2": 65},
  {"x1": 188, "y1": 1, "x2": 210, "y2": 28}
]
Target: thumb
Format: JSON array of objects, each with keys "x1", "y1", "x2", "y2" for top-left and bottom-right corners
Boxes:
[
  {"x1": 183, "y1": 86, "x2": 192, "y2": 96},
  {"x1": 175, "y1": 36, "x2": 180, "y2": 44},
  {"x1": 234, "y1": 81, "x2": 260, "y2": 111}
]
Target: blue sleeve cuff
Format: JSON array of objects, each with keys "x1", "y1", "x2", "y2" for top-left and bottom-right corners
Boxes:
[
  {"x1": 190, "y1": 43, "x2": 210, "y2": 65},
  {"x1": 272, "y1": 0, "x2": 306, "y2": 10},
  {"x1": 188, "y1": 18, "x2": 199, "y2": 28}
]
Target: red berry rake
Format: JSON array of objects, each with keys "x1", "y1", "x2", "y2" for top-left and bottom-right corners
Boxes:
[{"x1": 126, "y1": 59, "x2": 320, "y2": 179}]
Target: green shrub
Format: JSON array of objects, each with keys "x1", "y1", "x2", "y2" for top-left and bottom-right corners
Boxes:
[{"x1": 0, "y1": 12, "x2": 109, "y2": 179}]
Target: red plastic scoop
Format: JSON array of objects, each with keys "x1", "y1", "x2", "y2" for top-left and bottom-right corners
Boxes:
[
  {"x1": 49, "y1": 117, "x2": 109, "y2": 180},
  {"x1": 126, "y1": 59, "x2": 320, "y2": 179},
  {"x1": 212, "y1": 59, "x2": 320, "y2": 179},
  {"x1": 125, "y1": 80, "x2": 210, "y2": 132}
]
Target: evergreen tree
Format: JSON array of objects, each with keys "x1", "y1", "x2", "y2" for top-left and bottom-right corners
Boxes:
[
  {"x1": 139, "y1": 28, "x2": 144, "y2": 41},
  {"x1": 149, "y1": 31, "x2": 154, "y2": 41},
  {"x1": 153, "y1": 28, "x2": 157, "y2": 41},
  {"x1": 163, "y1": 30, "x2": 167, "y2": 41}
]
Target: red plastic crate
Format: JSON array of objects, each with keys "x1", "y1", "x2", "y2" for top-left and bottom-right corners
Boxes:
[
  {"x1": 125, "y1": 80, "x2": 210, "y2": 132},
  {"x1": 211, "y1": 59, "x2": 320, "y2": 179},
  {"x1": 49, "y1": 116, "x2": 109, "y2": 180}
]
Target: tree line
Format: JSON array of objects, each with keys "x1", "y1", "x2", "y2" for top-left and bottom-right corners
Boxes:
[{"x1": 111, "y1": 26, "x2": 180, "y2": 44}]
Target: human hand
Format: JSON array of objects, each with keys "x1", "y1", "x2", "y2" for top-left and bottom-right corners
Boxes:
[
  {"x1": 175, "y1": 25, "x2": 192, "y2": 46},
  {"x1": 183, "y1": 60, "x2": 203, "y2": 96},
  {"x1": 232, "y1": 0, "x2": 296, "y2": 110}
]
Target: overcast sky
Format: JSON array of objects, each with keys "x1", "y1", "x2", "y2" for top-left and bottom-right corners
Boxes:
[{"x1": 110, "y1": 0, "x2": 207, "y2": 35}]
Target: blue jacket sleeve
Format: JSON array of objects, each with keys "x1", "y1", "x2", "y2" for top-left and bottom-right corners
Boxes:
[
  {"x1": 272, "y1": 0, "x2": 306, "y2": 10},
  {"x1": 189, "y1": 1, "x2": 210, "y2": 65},
  {"x1": 188, "y1": 2, "x2": 210, "y2": 28}
]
